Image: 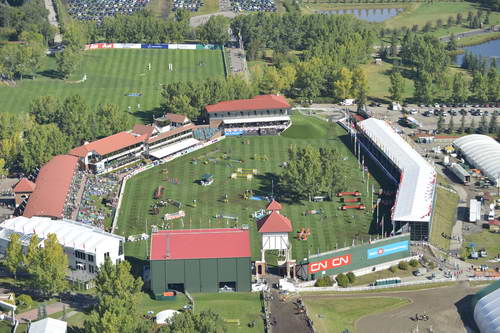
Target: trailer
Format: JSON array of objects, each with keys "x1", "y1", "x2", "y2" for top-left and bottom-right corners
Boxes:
[
  {"x1": 469, "y1": 199, "x2": 482, "y2": 223},
  {"x1": 449, "y1": 163, "x2": 470, "y2": 185}
]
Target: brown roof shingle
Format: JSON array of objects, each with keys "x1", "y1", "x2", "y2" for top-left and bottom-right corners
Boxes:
[
  {"x1": 69, "y1": 132, "x2": 146, "y2": 157},
  {"x1": 205, "y1": 95, "x2": 290, "y2": 113},
  {"x1": 12, "y1": 178, "x2": 36, "y2": 193}
]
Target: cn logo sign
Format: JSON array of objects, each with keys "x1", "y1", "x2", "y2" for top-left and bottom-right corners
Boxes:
[{"x1": 308, "y1": 254, "x2": 352, "y2": 274}]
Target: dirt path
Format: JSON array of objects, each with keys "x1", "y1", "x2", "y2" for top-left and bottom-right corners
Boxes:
[
  {"x1": 18, "y1": 302, "x2": 71, "y2": 323},
  {"x1": 303, "y1": 281, "x2": 480, "y2": 333}
]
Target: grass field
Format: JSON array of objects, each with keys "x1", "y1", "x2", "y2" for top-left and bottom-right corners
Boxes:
[
  {"x1": 349, "y1": 265, "x2": 416, "y2": 286},
  {"x1": 429, "y1": 187, "x2": 459, "y2": 251},
  {"x1": 303, "y1": 296, "x2": 409, "y2": 333},
  {"x1": 118, "y1": 114, "x2": 386, "y2": 262},
  {"x1": 462, "y1": 230, "x2": 500, "y2": 264},
  {"x1": 0, "y1": 49, "x2": 225, "y2": 116},
  {"x1": 361, "y1": 61, "x2": 414, "y2": 102}
]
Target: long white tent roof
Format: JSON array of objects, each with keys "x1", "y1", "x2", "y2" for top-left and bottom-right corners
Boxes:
[
  {"x1": 358, "y1": 118, "x2": 436, "y2": 222},
  {"x1": 0, "y1": 216, "x2": 124, "y2": 251},
  {"x1": 453, "y1": 134, "x2": 500, "y2": 184},
  {"x1": 474, "y1": 282, "x2": 500, "y2": 333}
]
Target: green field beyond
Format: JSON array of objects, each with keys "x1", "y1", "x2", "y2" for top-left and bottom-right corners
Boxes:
[
  {"x1": 118, "y1": 115, "x2": 384, "y2": 262},
  {"x1": 0, "y1": 49, "x2": 225, "y2": 115}
]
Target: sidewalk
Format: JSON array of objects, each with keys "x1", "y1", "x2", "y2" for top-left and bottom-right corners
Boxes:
[{"x1": 18, "y1": 302, "x2": 71, "y2": 323}]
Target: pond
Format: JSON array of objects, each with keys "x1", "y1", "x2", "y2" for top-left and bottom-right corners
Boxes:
[
  {"x1": 316, "y1": 7, "x2": 404, "y2": 22},
  {"x1": 454, "y1": 38, "x2": 500, "y2": 71}
]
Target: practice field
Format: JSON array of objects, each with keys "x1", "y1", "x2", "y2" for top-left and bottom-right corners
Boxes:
[
  {"x1": 0, "y1": 49, "x2": 225, "y2": 115},
  {"x1": 117, "y1": 114, "x2": 386, "y2": 263}
]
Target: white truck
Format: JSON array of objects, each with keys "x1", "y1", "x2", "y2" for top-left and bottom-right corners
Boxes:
[{"x1": 469, "y1": 199, "x2": 482, "y2": 223}]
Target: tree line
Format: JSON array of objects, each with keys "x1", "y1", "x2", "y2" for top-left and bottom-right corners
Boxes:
[
  {"x1": 0, "y1": 95, "x2": 133, "y2": 175},
  {"x1": 388, "y1": 31, "x2": 500, "y2": 104},
  {"x1": 436, "y1": 112, "x2": 498, "y2": 137}
]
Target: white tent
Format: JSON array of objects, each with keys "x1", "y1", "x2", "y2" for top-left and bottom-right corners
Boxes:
[
  {"x1": 28, "y1": 318, "x2": 67, "y2": 333},
  {"x1": 155, "y1": 309, "x2": 180, "y2": 325},
  {"x1": 454, "y1": 134, "x2": 500, "y2": 185}
]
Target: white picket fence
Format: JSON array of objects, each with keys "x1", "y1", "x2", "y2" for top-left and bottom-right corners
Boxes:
[{"x1": 298, "y1": 276, "x2": 500, "y2": 293}]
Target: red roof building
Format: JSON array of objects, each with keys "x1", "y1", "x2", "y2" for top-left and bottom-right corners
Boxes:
[
  {"x1": 23, "y1": 155, "x2": 79, "y2": 219},
  {"x1": 132, "y1": 124, "x2": 155, "y2": 139},
  {"x1": 150, "y1": 228, "x2": 251, "y2": 260},
  {"x1": 266, "y1": 200, "x2": 282, "y2": 211},
  {"x1": 257, "y1": 211, "x2": 293, "y2": 233},
  {"x1": 205, "y1": 95, "x2": 290, "y2": 113},
  {"x1": 12, "y1": 178, "x2": 36, "y2": 193},
  {"x1": 69, "y1": 132, "x2": 146, "y2": 158}
]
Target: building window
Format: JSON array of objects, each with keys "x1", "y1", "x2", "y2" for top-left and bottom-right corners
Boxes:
[
  {"x1": 119, "y1": 241, "x2": 123, "y2": 256},
  {"x1": 75, "y1": 250, "x2": 86, "y2": 260},
  {"x1": 87, "y1": 254, "x2": 94, "y2": 262},
  {"x1": 104, "y1": 252, "x2": 110, "y2": 260},
  {"x1": 76, "y1": 261, "x2": 86, "y2": 270},
  {"x1": 89, "y1": 265, "x2": 95, "y2": 274}
]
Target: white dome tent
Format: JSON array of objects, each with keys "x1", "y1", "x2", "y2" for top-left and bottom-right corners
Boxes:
[
  {"x1": 155, "y1": 309, "x2": 180, "y2": 325},
  {"x1": 453, "y1": 134, "x2": 500, "y2": 185},
  {"x1": 473, "y1": 280, "x2": 500, "y2": 333}
]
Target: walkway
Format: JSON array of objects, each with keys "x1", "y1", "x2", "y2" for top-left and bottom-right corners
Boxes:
[
  {"x1": 42, "y1": 0, "x2": 62, "y2": 43},
  {"x1": 266, "y1": 274, "x2": 313, "y2": 333},
  {"x1": 440, "y1": 25, "x2": 500, "y2": 42},
  {"x1": 189, "y1": 11, "x2": 236, "y2": 27},
  {"x1": 18, "y1": 302, "x2": 71, "y2": 323}
]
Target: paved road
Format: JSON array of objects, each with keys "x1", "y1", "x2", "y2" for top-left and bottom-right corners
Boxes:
[
  {"x1": 43, "y1": 0, "x2": 62, "y2": 43},
  {"x1": 440, "y1": 25, "x2": 500, "y2": 42},
  {"x1": 227, "y1": 47, "x2": 250, "y2": 80},
  {"x1": 189, "y1": 11, "x2": 237, "y2": 27},
  {"x1": 303, "y1": 281, "x2": 481, "y2": 333}
]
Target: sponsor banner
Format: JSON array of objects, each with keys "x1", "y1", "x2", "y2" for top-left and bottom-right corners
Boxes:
[
  {"x1": 367, "y1": 240, "x2": 409, "y2": 260},
  {"x1": 225, "y1": 130, "x2": 244, "y2": 136},
  {"x1": 114, "y1": 43, "x2": 141, "y2": 49},
  {"x1": 177, "y1": 44, "x2": 197, "y2": 50},
  {"x1": 308, "y1": 254, "x2": 352, "y2": 274},
  {"x1": 141, "y1": 44, "x2": 169, "y2": 49}
]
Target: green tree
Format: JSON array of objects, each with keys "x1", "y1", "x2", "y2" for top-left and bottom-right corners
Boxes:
[
  {"x1": 62, "y1": 21, "x2": 87, "y2": 50},
  {"x1": 457, "y1": 114, "x2": 466, "y2": 134},
  {"x1": 446, "y1": 33, "x2": 458, "y2": 51},
  {"x1": 84, "y1": 259, "x2": 143, "y2": 333},
  {"x1": 294, "y1": 58, "x2": 325, "y2": 101},
  {"x1": 259, "y1": 66, "x2": 286, "y2": 95},
  {"x1": 335, "y1": 273, "x2": 349, "y2": 288},
  {"x1": 55, "y1": 47, "x2": 81, "y2": 79},
  {"x1": 5, "y1": 233, "x2": 23, "y2": 280},
  {"x1": 96, "y1": 104, "x2": 134, "y2": 137},
  {"x1": 489, "y1": 112, "x2": 497, "y2": 134},
  {"x1": 29, "y1": 96, "x2": 61, "y2": 125},
  {"x1": 24, "y1": 234, "x2": 40, "y2": 268},
  {"x1": 314, "y1": 275, "x2": 333, "y2": 287},
  {"x1": 398, "y1": 261, "x2": 409, "y2": 270},
  {"x1": 165, "y1": 94, "x2": 198, "y2": 120},
  {"x1": 57, "y1": 95, "x2": 93, "y2": 145},
  {"x1": 452, "y1": 73, "x2": 468, "y2": 104},
  {"x1": 281, "y1": 145, "x2": 322, "y2": 201},
  {"x1": 352, "y1": 67, "x2": 368, "y2": 108},
  {"x1": 159, "y1": 310, "x2": 225, "y2": 333},
  {"x1": 0, "y1": 159, "x2": 7, "y2": 177},
  {"x1": 333, "y1": 67, "x2": 353, "y2": 101},
  {"x1": 409, "y1": 259, "x2": 419, "y2": 267},
  {"x1": 466, "y1": 117, "x2": 476, "y2": 134},
  {"x1": 389, "y1": 70, "x2": 404, "y2": 103},
  {"x1": 197, "y1": 16, "x2": 230, "y2": 45},
  {"x1": 437, "y1": 115, "x2": 445, "y2": 133},
  {"x1": 319, "y1": 147, "x2": 347, "y2": 199},
  {"x1": 414, "y1": 71, "x2": 434, "y2": 104},
  {"x1": 487, "y1": 65, "x2": 499, "y2": 102},
  {"x1": 346, "y1": 272, "x2": 356, "y2": 284},
  {"x1": 20, "y1": 124, "x2": 69, "y2": 173},
  {"x1": 478, "y1": 113, "x2": 488, "y2": 134},
  {"x1": 448, "y1": 115, "x2": 455, "y2": 133},
  {"x1": 28, "y1": 234, "x2": 68, "y2": 297},
  {"x1": 470, "y1": 71, "x2": 488, "y2": 103}
]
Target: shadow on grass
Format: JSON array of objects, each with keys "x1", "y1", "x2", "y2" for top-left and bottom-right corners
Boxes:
[
  {"x1": 254, "y1": 172, "x2": 304, "y2": 206},
  {"x1": 38, "y1": 69, "x2": 63, "y2": 80},
  {"x1": 133, "y1": 106, "x2": 164, "y2": 124},
  {"x1": 126, "y1": 256, "x2": 148, "y2": 280}
]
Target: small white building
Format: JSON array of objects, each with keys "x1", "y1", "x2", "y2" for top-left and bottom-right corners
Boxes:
[{"x1": 0, "y1": 216, "x2": 124, "y2": 282}]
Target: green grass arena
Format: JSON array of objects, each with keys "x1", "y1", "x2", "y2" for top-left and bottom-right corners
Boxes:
[
  {"x1": 118, "y1": 114, "x2": 387, "y2": 263},
  {"x1": 0, "y1": 49, "x2": 225, "y2": 114}
]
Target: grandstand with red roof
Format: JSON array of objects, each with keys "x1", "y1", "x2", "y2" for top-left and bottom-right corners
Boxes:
[{"x1": 205, "y1": 95, "x2": 292, "y2": 136}]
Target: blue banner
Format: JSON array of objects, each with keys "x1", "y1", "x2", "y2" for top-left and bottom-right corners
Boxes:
[
  {"x1": 367, "y1": 240, "x2": 409, "y2": 260},
  {"x1": 141, "y1": 44, "x2": 169, "y2": 49}
]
